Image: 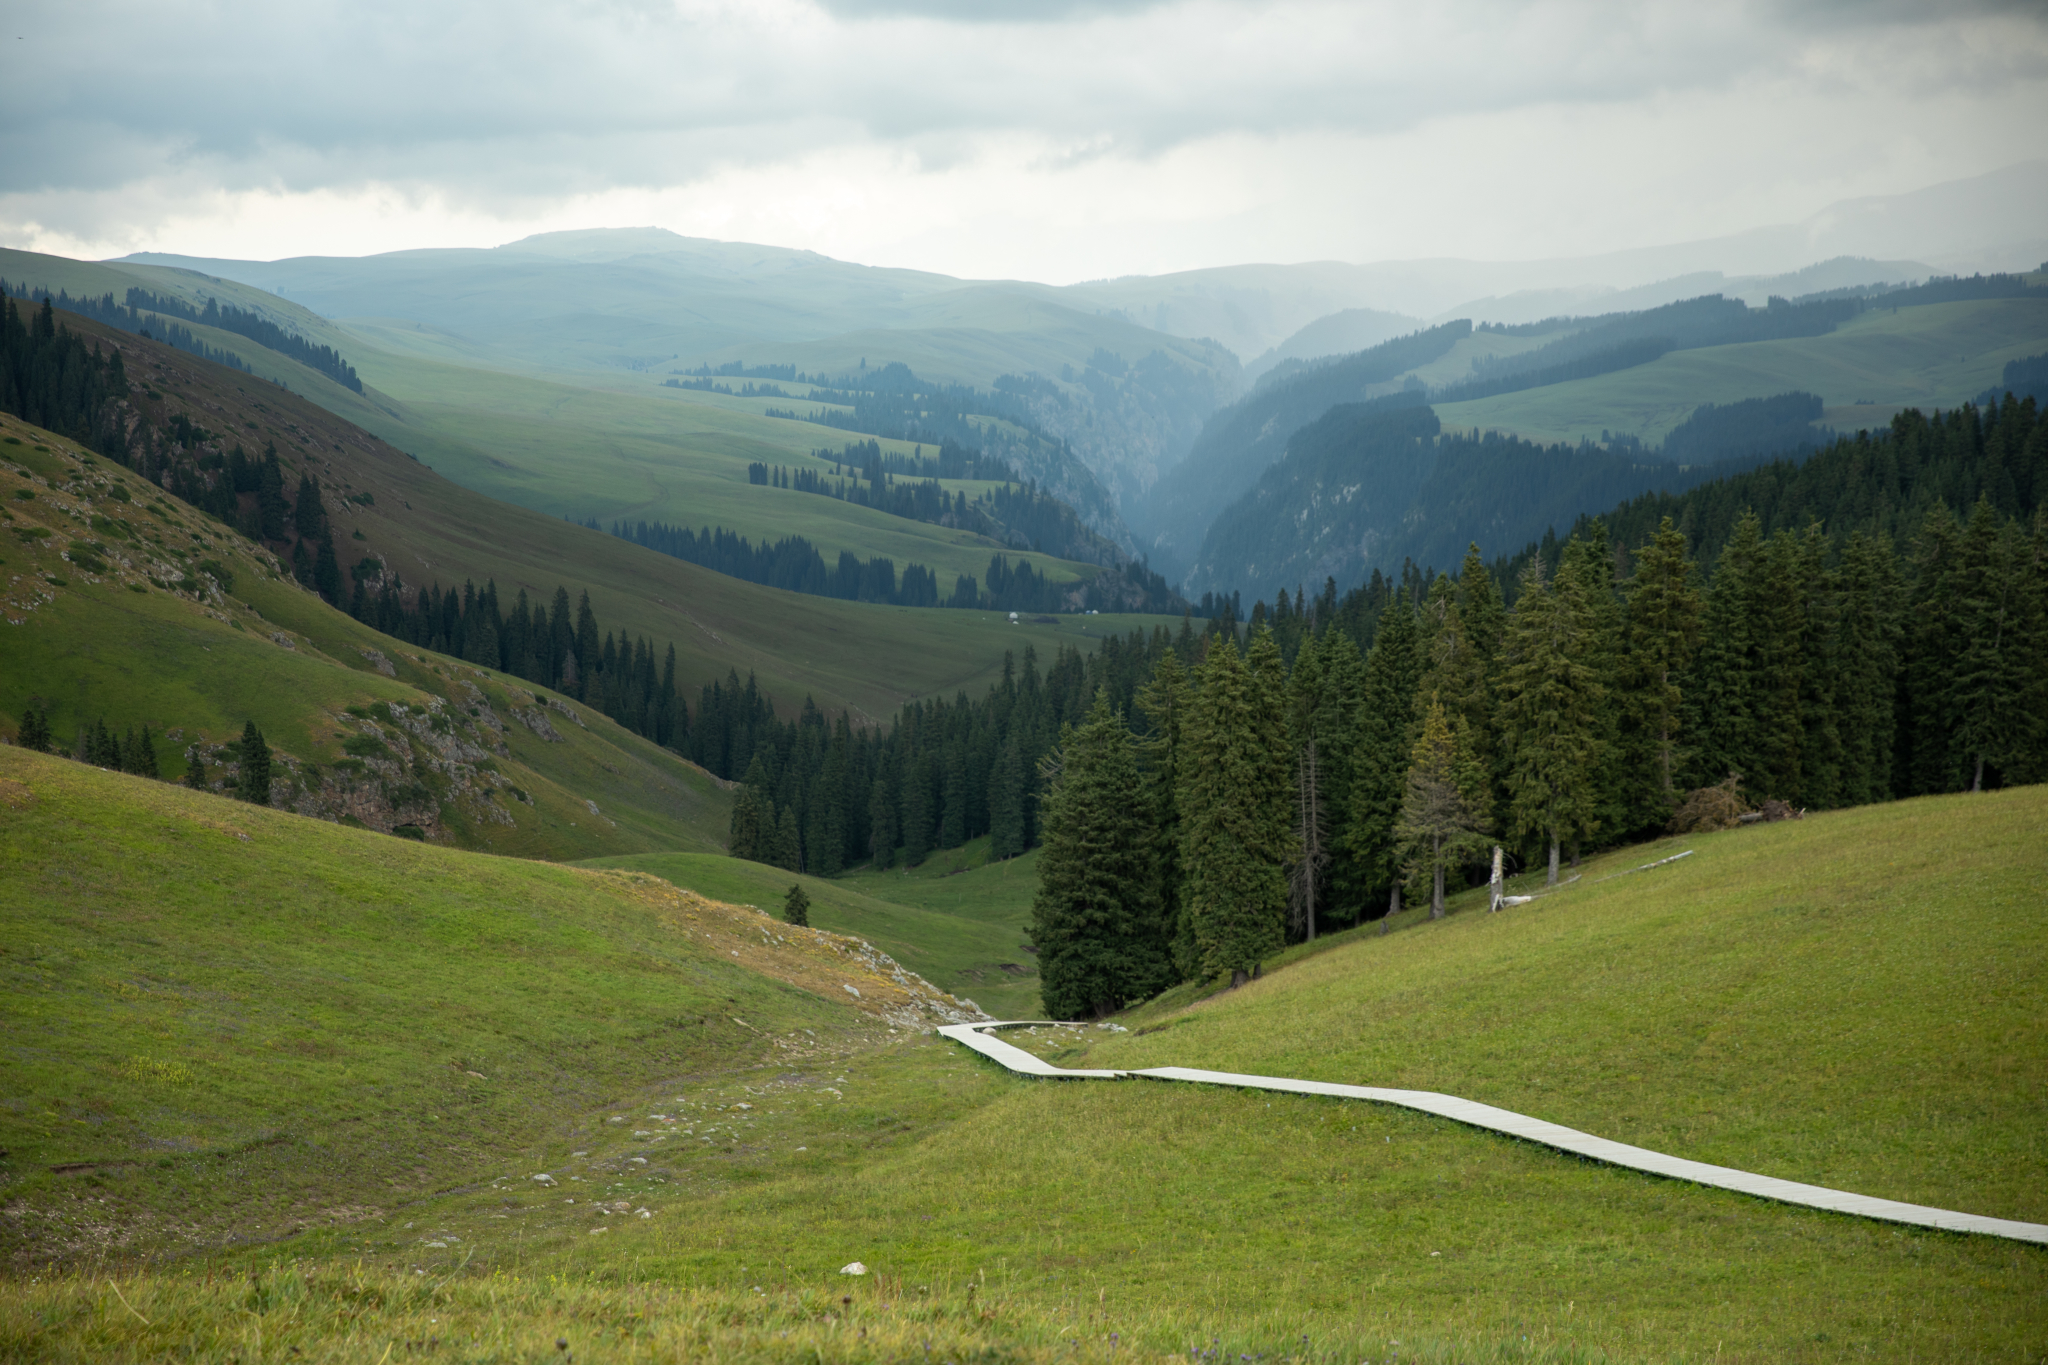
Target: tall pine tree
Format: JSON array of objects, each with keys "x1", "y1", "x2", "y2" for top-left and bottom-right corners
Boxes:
[
  {"x1": 1619, "y1": 517, "x2": 1700, "y2": 828},
  {"x1": 1344, "y1": 600, "x2": 1424, "y2": 926},
  {"x1": 1395, "y1": 697, "x2": 1492, "y2": 919},
  {"x1": 1498, "y1": 558, "x2": 1602, "y2": 884},
  {"x1": 236, "y1": 721, "x2": 272, "y2": 805},
  {"x1": 1179, "y1": 628, "x2": 1292, "y2": 985},
  {"x1": 1030, "y1": 692, "x2": 1170, "y2": 1018}
]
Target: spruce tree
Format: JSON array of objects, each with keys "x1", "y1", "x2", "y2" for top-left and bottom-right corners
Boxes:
[
  {"x1": 1134, "y1": 648, "x2": 1193, "y2": 978},
  {"x1": 314, "y1": 536, "x2": 343, "y2": 605},
  {"x1": 1558, "y1": 525, "x2": 1625, "y2": 852},
  {"x1": 1948, "y1": 497, "x2": 2035, "y2": 789},
  {"x1": 1902, "y1": 504, "x2": 1964, "y2": 795},
  {"x1": 123, "y1": 724, "x2": 160, "y2": 778},
  {"x1": 775, "y1": 805, "x2": 803, "y2": 872},
  {"x1": 1498, "y1": 558, "x2": 1602, "y2": 885},
  {"x1": 868, "y1": 774, "x2": 899, "y2": 869},
  {"x1": 236, "y1": 721, "x2": 272, "y2": 805},
  {"x1": 1619, "y1": 517, "x2": 1700, "y2": 827},
  {"x1": 1311, "y1": 629, "x2": 1366, "y2": 912},
  {"x1": 1395, "y1": 697, "x2": 1492, "y2": 918},
  {"x1": 903, "y1": 750, "x2": 937, "y2": 865},
  {"x1": 1179, "y1": 627, "x2": 1291, "y2": 986},
  {"x1": 1690, "y1": 511, "x2": 1761, "y2": 787},
  {"x1": 1030, "y1": 692, "x2": 1169, "y2": 1019},
  {"x1": 783, "y1": 882, "x2": 811, "y2": 928},
  {"x1": 1832, "y1": 531, "x2": 1902, "y2": 805},
  {"x1": 987, "y1": 737, "x2": 1026, "y2": 859},
  {"x1": 18, "y1": 707, "x2": 51, "y2": 753},
  {"x1": 91, "y1": 720, "x2": 121, "y2": 769},
  {"x1": 183, "y1": 748, "x2": 207, "y2": 789},
  {"x1": 1750, "y1": 529, "x2": 1811, "y2": 802},
  {"x1": 1344, "y1": 600, "x2": 1424, "y2": 927},
  {"x1": 730, "y1": 755, "x2": 770, "y2": 860},
  {"x1": 293, "y1": 473, "x2": 326, "y2": 541}
]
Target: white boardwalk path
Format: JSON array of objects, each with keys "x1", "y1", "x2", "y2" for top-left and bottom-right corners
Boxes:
[{"x1": 938, "y1": 1021, "x2": 2048, "y2": 1246}]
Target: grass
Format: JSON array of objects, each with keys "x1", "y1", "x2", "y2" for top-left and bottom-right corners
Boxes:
[
  {"x1": 339, "y1": 345, "x2": 1098, "y2": 593},
  {"x1": 41, "y1": 313, "x2": 1185, "y2": 726},
  {"x1": 0, "y1": 411, "x2": 731, "y2": 861},
  {"x1": 588, "y1": 839, "x2": 1046, "y2": 1019},
  {"x1": 1091, "y1": 796, "x2": 2048, "y2": 1224},
  {"x1": 3, "y1": 751, "x2": 2043, "y2": 1359},
  {"x1": 1435, "y1": 298, "x2": 2048, "y2": 446},
  {"x1": 0, "y1": 745, "x2": 960, "y2": 1269}
]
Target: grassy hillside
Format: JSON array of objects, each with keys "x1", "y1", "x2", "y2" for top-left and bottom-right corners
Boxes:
[
  {"x1": 35, "y1": 310, "x2": 1178, "y2": 724},
  {"x1": 2, "y1": 754, "x2": 2040, "y2": 1360},
  {"x1": 1093, "y1": 790, "x2": 2048, "y2": 1225},
  {"x1": 589, "y1": 837, "x2": 1046, "y2": 1019},
  {"x1": 334, "y1": 345, "x2": 1096, "y2": 591},
  {"x1": 1436, "y1": 296, "x2": 2048, "y2": 446},
  {"x1": 0, "y1": 411, "x2": 730, "y2": 859},
  {"x1": 2, "y1": 246, "x2": 1113, "y2": 600},
  {"x1": 0, "y1": 746, "x2": 974, "y2": 1270}
]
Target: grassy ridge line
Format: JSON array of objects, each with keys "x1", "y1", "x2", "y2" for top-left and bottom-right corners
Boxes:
[
  {"x1": 1434, "y1": 298, "x2": 2048, "y2": 446},
  {"x1": 0, "y1": 745, "x2": 970, "y2": 1264},
  {"x1": 0, "y1": 408, "x2": 731, "y2": 859},
  {"x1": 50, "y1": 313, "x2": 1180, "y2": 722},
  {"x1": 1087, "y1": 788, "x2": 2048, "y2": 1225}
]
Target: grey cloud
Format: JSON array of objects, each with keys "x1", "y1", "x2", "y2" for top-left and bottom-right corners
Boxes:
[{"x1": 2, "y1": 0, "x2": 2043, "y2": 208}]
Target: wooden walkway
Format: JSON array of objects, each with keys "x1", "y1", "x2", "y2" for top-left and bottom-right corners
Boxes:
[{"x1": 938, "y1": 1021, "x2": 2048, "y2": 1246}]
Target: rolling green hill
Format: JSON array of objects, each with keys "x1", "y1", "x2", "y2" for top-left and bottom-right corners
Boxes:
[
  {"x1": 1436, "y1": 295, "x2": 2048, "y2": 445},
  {"x1": 1, "y1": 248, "x2": 1137, "y2": 610},
  {"x1": 2, "y1": 750, "x2": 2040, "y2": 1361},
  {"x1": 18, "y1": 306, "x2": 1181, "y2": 726},
  {"x1": 111, "y1": 233, "x2": 1243, "y2": 523},
  {"x1": 0, "y1": 410, "x2": 730, "y2": 859}
]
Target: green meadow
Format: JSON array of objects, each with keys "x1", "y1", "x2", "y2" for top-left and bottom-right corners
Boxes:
[
  {"x1": 589, "y1": 837, "x2": 1047, "y2": 1020},
  {"x1": 334, "y1": 347, "x2": 1097, "y2": 593},
  {"x1": 27, "y1": 319, "x2": 1182, "y2": 727},
  {"x1": 3, "y1": 740, "x2": 2042, "y2": 1361},
  {"x1": 1435, "y1": 297, "x2": 2048, "y2": 447}
]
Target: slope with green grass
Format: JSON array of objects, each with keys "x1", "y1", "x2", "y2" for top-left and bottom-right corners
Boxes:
[
  {"x1": 3, "y1": 754, "x2": 2042, "y2": 1360},
  {"x1": 0, "y1": 410, "x2": 730, "y2": 859},
  {"x1": 0, "y1": 746, "x2": 974, "y2": 1273},
  {"x1": 37, "y1": 310, "x2": 1181, "y2": 726},
  {"x1": 3, "y1": 247, "x2": 1144, "y2": 612},
  {"x1": 588, "y1": 838, "x2": 1046, "y2": 1019},
  {"x1": 1435, "y1": 295, "x2": 2048, "y2": 446}
]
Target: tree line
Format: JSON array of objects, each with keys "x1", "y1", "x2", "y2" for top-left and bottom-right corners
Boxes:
[
  {"x1": 608, "y1": 518, "x2": 1180, "y2": 614},
  {"x1": 12, "y1": 707, "x2": 281, "y2": 807},
  {"x1": 2, "y1": 280, "x2": 361, "y2": 392},
  {"x1": 1026, "y1": 486, "x2": 2044, "y2": 1017}
]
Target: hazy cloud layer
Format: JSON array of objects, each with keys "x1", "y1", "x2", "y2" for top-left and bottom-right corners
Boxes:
[{"x1": 3, "y1": 0, "x2": 2044, "y2": 278}]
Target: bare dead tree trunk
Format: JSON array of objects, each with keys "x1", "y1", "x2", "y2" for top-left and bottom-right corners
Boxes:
[
  {"x1": 1430, "y1": 831, "x2": 1446, "y2": 919},
  {"x1": 1973, "y1": 754, "x2": 1984, "y2": 792},
  {"x1": 1547, "y1": 837, "x2": 1560, "y2": 888},
  {"x1": 1382, "y1": 883, "x2": 1400, "y2": 935}
]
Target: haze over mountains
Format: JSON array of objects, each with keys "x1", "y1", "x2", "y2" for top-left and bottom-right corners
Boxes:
[{"x1": 86, "y1": 157, "x2": 2045, "y2": 593}]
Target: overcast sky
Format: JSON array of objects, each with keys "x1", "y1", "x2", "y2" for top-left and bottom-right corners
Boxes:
[{"x1": 4, "y1": 0, "x2": 2045, "y2": 282}]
